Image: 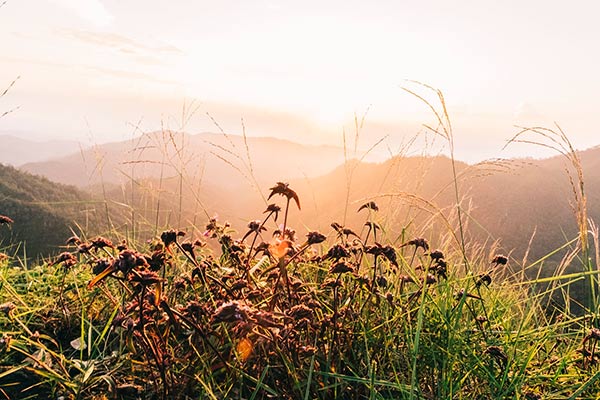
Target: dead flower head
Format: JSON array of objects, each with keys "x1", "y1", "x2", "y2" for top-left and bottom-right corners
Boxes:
[
  {"x1": 404, "y1": 237, "x2": 430, "y2": 251},
  {"x1": 268, "y1": 182, "x2": 301, "y2": 210},
  {"x1": 161, "y1": 229, "x2": 185, "y2": 247},
  {"x1": 0, "y1": 215, "x2": 14, "y2": 225},
  {"x1": 357, "y1": 201, "x2": 379, "y2": 212},
  {"x1": 53, "y1": 252, "x2": 77, "y2": 269},
  {"x1": 306, "y1": 231, "x2": 327, "y2": 245},
  {"x1": 329, "y1": 261, "x2": 354, "y2": 274},
  {"x1": 492, "y1": 255, "x2": 508, "y2": 266}
]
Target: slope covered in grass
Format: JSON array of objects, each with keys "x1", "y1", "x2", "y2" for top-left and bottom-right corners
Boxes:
[
  {"x1": 0, "y1": 163, "x2": 104, "y2": 257},
  {"x1": 0, "y1": 182, "x2": 599, "y2": 399}
]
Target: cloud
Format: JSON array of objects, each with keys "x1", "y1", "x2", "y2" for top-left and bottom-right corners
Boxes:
[
  {"x1": 49, "y1": 0, "x2": 114, "y2": 27},
  {"x1": 60, "y1": 29, "x2": 183, "y2": 56}
]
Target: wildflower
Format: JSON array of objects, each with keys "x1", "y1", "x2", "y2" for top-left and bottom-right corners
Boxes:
[
  {"x1": 242, "y1": 220, "x2": 267, "y2": 242},
  {"x1": 145, "y1": 249, "x2": 168, "y2": 272},
  {"x1": 402, "y1": 237, "x2": 429, "y2": 251},
  {"x1": 230, "y1": 279, "x2": 248, "y2": 291},
  {"x1": 382, "y1": 245, "x2": 398, "y2": 267},
  {"x1": 329, "y1": 261, "x2": 354, "y2": 274},
  {"x1": 91, "y1": 237, "x2": 114, "y2": 250},
  {"x1": 287, "y1": 304, "x2": 313, "y2": 320},
  {"x1": 306, "y1": 231, "x2": 326, "y2": 245},
  {"x1": 161, "y1": 229, "x2": 185, "y2": 247},
  {"x1": 476, "y1": 273, "x2": 492, "y2": 287},
  {"x1": 364, "y1": 221, "x2": 381, "y2": 232},
  {"x1": 321, "y1": 278, "x2": 343, "y2": 289},
  {"x1": 424, "y1": 273, "x2": 437, "y2": 285},
  {"x1": 376, "y1": 275, "x2": 388, "y2": 288},
  {"x1": 268, "y1": 182, "x2": 300, "y2": 210},
  {"x1": 584, "y1": 328, "x2": 600, "y2": 343},
  {"x1": 211, "y1": 301, "x2": 251, "y2": 324},
  {"x1": 129, "y1": 269, "x2": 162, "y2": 286},
  {"x1": 454, "y1": 289, "x2": 482, "y2": 301},
  {"x1": 429, "y1": 249, "x2": 444, "y2": 261},
  {"x1": 331, "y1": 222, "x2": 358, "y2": 238},
  {"x1": 115, "y1": 250, "x2": 148, "y2": 273},
  {"x1": 264, "y1": 203, "x2": 281, "y2": 221},
  {"x1": 0, "y1": 215, "x2": 14, "y2": 225},
  {"x1": 77, "y1": 243, "x2": 93, "y2": 254},
  {"x1": 357, "y1": 201, "x2": 379, "y2": 212},
  {"x1": 0, "y1": 302, "x2": 16, "y2": 316},
  {"x1": 53, "y1": 252, "x2": 77, "y2": 269},
  {"x1": 324, "y1": 244, "x2": 350, "y2": 261},
  {"x1": 492, "y1": 255, "x2": 508, "y2": 265}
]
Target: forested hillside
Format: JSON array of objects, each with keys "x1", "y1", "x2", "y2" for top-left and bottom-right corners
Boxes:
[{"x1": 0, "y1": 163, "x2": 103, "y2": 257}]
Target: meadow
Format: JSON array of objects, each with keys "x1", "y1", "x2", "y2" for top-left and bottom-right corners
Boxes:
[{"x1": 1, "y1": 86, "x2": 599, "y2": 399}]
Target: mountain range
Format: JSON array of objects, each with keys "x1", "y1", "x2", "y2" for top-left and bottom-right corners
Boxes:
[
  {"x1": 0, "y1": 134, "x2": 80, "y2": 166},
  {"x1": 5, "y1": 130, "x2": 600, "y2": 264}
]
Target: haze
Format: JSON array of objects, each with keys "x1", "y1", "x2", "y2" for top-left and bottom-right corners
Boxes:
[{"x1": 2, "y1": 0, "x2": 599, "y2": 162}]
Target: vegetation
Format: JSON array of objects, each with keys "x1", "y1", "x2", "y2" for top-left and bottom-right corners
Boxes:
[
  {"x1": 1, "y1": 85, "x2": 599, "y2": 399},
  {"x1": 0, "y1": 163, "x2": 112, "y2": 257},
  {"x1": 0, "y1": 174, "x2": 598, "y2": 399}
]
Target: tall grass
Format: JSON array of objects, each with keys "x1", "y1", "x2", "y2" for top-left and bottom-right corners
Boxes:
[{"x1": 1, "y1": 89, "x2": 600, "y2": 399}]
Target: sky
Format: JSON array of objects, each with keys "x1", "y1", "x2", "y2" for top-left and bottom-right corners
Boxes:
[{"x1": 1, "y1": 0, "x2": 599, "y2": 162}]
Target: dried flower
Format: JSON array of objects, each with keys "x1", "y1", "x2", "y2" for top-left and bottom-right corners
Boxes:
[
  {"x1": 306, "y1": 231, "x2": 326, "y2": 245},
  {"x1": 0, "y1": 302, "x2": 16, "y2": 316},
  {"x1": 429, "y1": 250, "x2": 444, "y2": 261},
  {"x1": 357, "y1": 201, "x2": 379, "y2": 212},
  {"x1": 268, "y1": 182, "x2": 301, "y2": 210},
  {"x1": 0, "y1": 215, "x2": 14, "y2": 225},
  {"x1": 325, "y1": 244, "x2": 351, "y2": 261},
  {"x1": 161, "y1": 229, "x2": 185, "y2": 247},
  {"x1": 492, "y1": 255, "x2": 508, "y2": 265},
  {"x1": 403, "y1": 237, "x2": 429, "y2": 251},
  {"x1": 91, "y1": 237, "x2": 114, "y2": 250},
  {"x1": 211, "y1": 301, "x2": 251, "y2": 324},
  {"x1": 264, "y1": 203, "x2": 281, "y2": 221},
  {"x1": 53, "y1": 252, "x2": 77, "y2": 269},
  {"x1": 476, "y1": 273, "x2": 492, "y2": 287},
  {"x1": 329, "y1": 261, "x2": 354, "y2": 274}
]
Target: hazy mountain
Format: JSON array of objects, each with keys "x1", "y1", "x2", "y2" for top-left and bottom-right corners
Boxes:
[
  {"x1": 100, "y1": 149, "x2": 600, "y2": 265},
  {"x1": 13, "y1": 129, "x2": 600, "y2": 263},
  {"x1": 0, "y1": 134, "x2": 80, "y2": 166},
  {"x1": 20, "y1": 131, "x2": 346, "y2": 189}
]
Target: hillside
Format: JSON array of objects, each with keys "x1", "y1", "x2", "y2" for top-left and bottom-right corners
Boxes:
[{"x1": 0, "y1": 163, "x2": 104, "y2": 257}]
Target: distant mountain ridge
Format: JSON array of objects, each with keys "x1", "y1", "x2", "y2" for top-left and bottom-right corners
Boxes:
[
  {"x1": 20, "y1": 131, "x2": 346, "y2": 189},
  {"x1": 10, "y1": 129, "x2": 600, "y2": 263},
  {"x1": 0, "y1": 134, "x2": 80, "y2": 166}
]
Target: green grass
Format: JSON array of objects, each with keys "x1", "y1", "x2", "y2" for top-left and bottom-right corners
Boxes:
[
  {"x1": 1, "y1": 84, "x2": 599, "y2": 399},
  {"x1": 1, "y1": 190, "x2": 599, "y2": 399}
]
